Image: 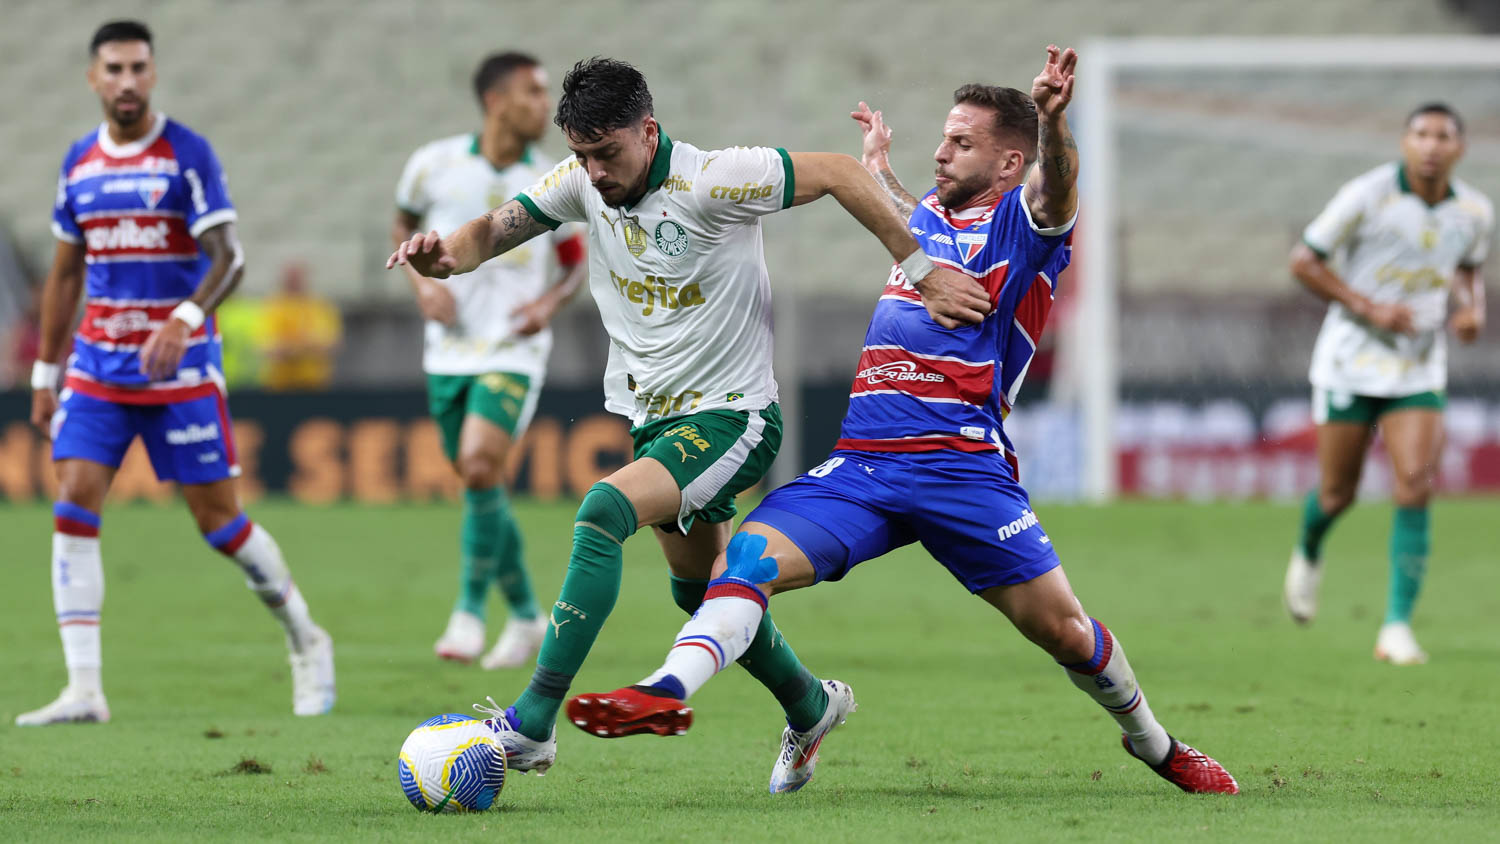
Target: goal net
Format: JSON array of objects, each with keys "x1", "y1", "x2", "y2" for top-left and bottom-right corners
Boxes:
[{"x1": 1025, "y1": 37, "x2": 1500, "y2": 502}]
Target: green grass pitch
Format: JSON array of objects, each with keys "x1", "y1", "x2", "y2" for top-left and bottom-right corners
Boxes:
[{"x1": 2, "y1": 498, "x2": 1497, "y2": 841}]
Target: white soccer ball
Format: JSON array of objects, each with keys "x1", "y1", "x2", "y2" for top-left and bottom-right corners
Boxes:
[{"x1": 397, "y1": 713, "x2": 508, "y2": 812}]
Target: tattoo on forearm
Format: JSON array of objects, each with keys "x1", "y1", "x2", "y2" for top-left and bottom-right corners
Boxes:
[
  {"x1": 486, "y1": 202, "x2": 545, "y2": 259},
  {"x1": 876, "y1": 166, "x2": 918, "y2": 218},
  {"x1": 1036, "y1": 123, "x2": 1078, "y2": 195},
  {"x1": 1052, "y1": 153, "x2": 1072, "y2": 182}
]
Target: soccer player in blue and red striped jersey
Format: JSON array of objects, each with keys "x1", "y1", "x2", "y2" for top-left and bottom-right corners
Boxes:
[
  {"x1": 566, "y1": 47, "x2": 1238, "y2": 795},
  {"x1": 17, "y1": 20, "x2": 335, "y2": 726}
]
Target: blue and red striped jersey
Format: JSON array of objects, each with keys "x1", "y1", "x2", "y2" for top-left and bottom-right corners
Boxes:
[
  {"x1": 834, "y1": 185, "x2": 1073, "y2": 478},
  {"x1": 52, "y1": 115, "x2": 236, "y2": 400}
]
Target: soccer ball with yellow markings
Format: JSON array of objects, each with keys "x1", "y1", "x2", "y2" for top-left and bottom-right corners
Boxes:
[{"x1": 397, "y1": 713, "x2": 508, "y2": 812}]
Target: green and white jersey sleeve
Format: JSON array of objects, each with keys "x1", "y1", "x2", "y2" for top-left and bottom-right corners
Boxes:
[
  {"x1": 516, "y1": 132, "x2": 793, "y2": 426},
  {"x1": 396, "y1": 134, "x2": 570, "y2": 378},
  {"x1": 1304, "y1": 162, "x2": 1494, "y2": 396}
]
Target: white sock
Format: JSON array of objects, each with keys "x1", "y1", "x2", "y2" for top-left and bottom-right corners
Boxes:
[
  {"x1": 207, "y1": 516, "x2": 317, "y2": 652},
  {"x1": 52, "y1": 531, "x2": 103, "y2": 694},
  {"x1": 639, "y1": 583, "x2": 766, "y2": 700},
  {"x1": 1062, "y1": 618, "x2": 1172, "y2": 765}
]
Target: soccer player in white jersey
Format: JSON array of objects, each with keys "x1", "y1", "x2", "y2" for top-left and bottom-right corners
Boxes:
[
  {"x1": 391, "y1": 57, "x2": 991, "y2": 775},
  {"x1": 393, "y1": 52, "x2": 587, "y2": 669},
  {"x1": 1283, "y1": 103, "x2": 1492, "y2": 665},
  {"x1": 19, "y1": 20, "x2": 334, "y2": 726}
]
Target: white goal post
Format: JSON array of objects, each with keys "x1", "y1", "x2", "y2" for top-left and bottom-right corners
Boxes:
[{"x1": 1070, "y1": 36, "x2": 1500, "y2": 503}]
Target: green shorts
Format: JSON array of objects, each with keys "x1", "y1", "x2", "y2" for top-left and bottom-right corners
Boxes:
[
  {"x1": 1312, "y1": 387, "x2": 1446, "y2": 426},
  {"x1": 631, "y1": 403, "x2": 783, "y2": 532},
  {"x1": 426, "y1": 372, "x2": 538, "y2": 462}
]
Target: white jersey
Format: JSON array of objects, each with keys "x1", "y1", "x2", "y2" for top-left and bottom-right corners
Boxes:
[
  {"x1": 395, "y1": 133, "x2": 583, "y2": 376},
  {"x1": 517, "y1": 131, "x2": 792, "y2": 425},
  {"x1": 1304, "y1": 162, "x2": 1493, "y2": 396}
]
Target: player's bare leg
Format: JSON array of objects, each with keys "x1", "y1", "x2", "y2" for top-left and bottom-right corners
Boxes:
[
  {"x1": 980, "y1": 568, "x2": 1238, "y2": 794},
  {"x1": 567, "y1": 523, "x2": 855, "y2": 793},
  {"x1": 1287, "y1": 420, "x2": 1372, "y2": 623},
  {"x1": 1372, "y1": 408, "x2": 1443, "y2": 664},
  {"x1": 182, "y1": 478, "x2": 334, "y2": 714},
  {"x1": 17, "y1": 459, "x2": 114, "y2": 726}
]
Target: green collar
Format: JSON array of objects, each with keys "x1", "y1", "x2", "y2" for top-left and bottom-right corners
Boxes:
[
  {"x1": 470, "y1": 133, "x2": 533, "y2": 171},
  {"x1": 626, "y1": 128, "x2": 673, "y2": 209},
  {"x1": 1396, "y1": 162, "x2": 1455, "y2": 207}
]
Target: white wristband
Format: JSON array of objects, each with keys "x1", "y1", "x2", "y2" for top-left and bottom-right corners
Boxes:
[
  {"x1": 31, "y1": 360, "x2": 60, "y2": 391},
  {"x1": 900, "y1": 249, "x2": 936, "y2": 284},
  {"x1": 170, "y1": 301, "x2": 205, "y2": 331}
]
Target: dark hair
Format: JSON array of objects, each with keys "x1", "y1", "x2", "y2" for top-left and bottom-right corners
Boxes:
[
  {"x1": 952, "y1": 83, "x2": 1038, "y2": 164},
  {"x1": 472, "y1": 51, "x2": 540, "y2": 108},
  {"x1": 90, "y1": 20, "x2": 152, "y2": 55},
  {"x1": 1406, "y1": 101, "x2": 1464, "y2": 135},
  {"x1": 554, "y1": 57, "x2": 653, "y2": 143}
]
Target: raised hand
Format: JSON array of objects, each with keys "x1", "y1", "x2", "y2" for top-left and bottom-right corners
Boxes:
[
  {"x1": 1032, "y1": 45, "x2": 1078, "y2": 119},
  {"x1": 388, "y1": 229, "x2": 459, "y2": 279},
  {"x1": 850, "y1": 101, "x2": 893, "y2": 166}
]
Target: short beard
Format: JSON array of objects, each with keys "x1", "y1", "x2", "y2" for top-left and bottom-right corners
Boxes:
[
  {"x1": 109, "y1": 101, "x2": 146, "y2": 127},
  {"x1": 935, "y1": 173, "x2": 988, "y2": 210}
]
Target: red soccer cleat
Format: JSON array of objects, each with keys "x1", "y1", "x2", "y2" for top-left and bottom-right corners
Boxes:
[
  {"x1": 1123, "y1": 734, "x2": 1239, "y2": 794},
  {"x1": 565, "y1": 687, "x2": 694, "y2": 739}
]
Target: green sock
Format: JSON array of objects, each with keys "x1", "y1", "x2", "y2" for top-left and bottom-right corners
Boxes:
[
  {"x1": 1386, "y1": 507, "x2": 1430, "y2": 624},
  {"x1": 1299, "y1": 490, "x2": 1340, "y2": 562},
  {"x1": 510, "y1": 483, "x2": 636, "y2": 741},
  {"x1": 456, "y1": 487, "x2": 503, "y2": 620},
  {"x1": 669, "y1": 574, "x2": 827, "y2": 730},
  {"x1": 491, "y1": 490, "x2": 539, "y2": 620}
]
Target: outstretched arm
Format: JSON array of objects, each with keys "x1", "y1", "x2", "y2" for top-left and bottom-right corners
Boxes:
[
  {"x1": 790, "y1": 152, "x2": 991, "y2": 327},
  {"x1": 850, "y1": 102, "x2": 918, "y2": 219},
  {"x1": 138, "y1": 222, "x2": 246, "y2": 380},
  {"x1": 386, "y1": 199, "x2": 550, "y2": 279},
  {"x1": 1024, "y1": 45, "x2": 1080, "y2": 229}
]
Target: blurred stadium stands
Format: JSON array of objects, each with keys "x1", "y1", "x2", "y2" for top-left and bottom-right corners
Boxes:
[
  {"x1": 0, "y1": 0, "x2": 1487, "y2": 388},
  {"x1": 2, "y1": 0, "x2": 1498, "y2": 500}
]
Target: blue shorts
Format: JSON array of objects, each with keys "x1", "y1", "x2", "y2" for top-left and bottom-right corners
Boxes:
[
  {"x1": 51, "y1": 386, "x2": 240, "y2": 485},
  {"x1": 746, "y1": 449, "x2": 1059, "y2": 594}
]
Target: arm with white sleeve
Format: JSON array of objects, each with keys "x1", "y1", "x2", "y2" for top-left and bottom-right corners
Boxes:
[{"x1": 1292, "y1": 177, "x2": 1415, "y2": 335}]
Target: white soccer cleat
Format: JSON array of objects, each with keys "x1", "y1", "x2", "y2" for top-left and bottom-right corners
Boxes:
[
  {"x1": 474, "y1": 696, "x2": 556, "y2": 775},
  {"x1": 1374, "y1": 622, "x2": 1428, "y2": 666},
  {"x1": 14, "y1": 686, "x2": 111, "y2": 727},
  {"x1": 769, "y1": 679, "x2": 856, "y2": 794},
  {"x1": 1283, "y1": 547, "x2": 1322, "y2": 625},
  {"x1": 290, "y1": 626, "x2": 336, "y2": 716},
  {"x1": 480, "y1": 616, "x2": 549, "y2": 670},
  {"x1": 434, "y1": 610, "x2": 486, "y2": 663}
]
